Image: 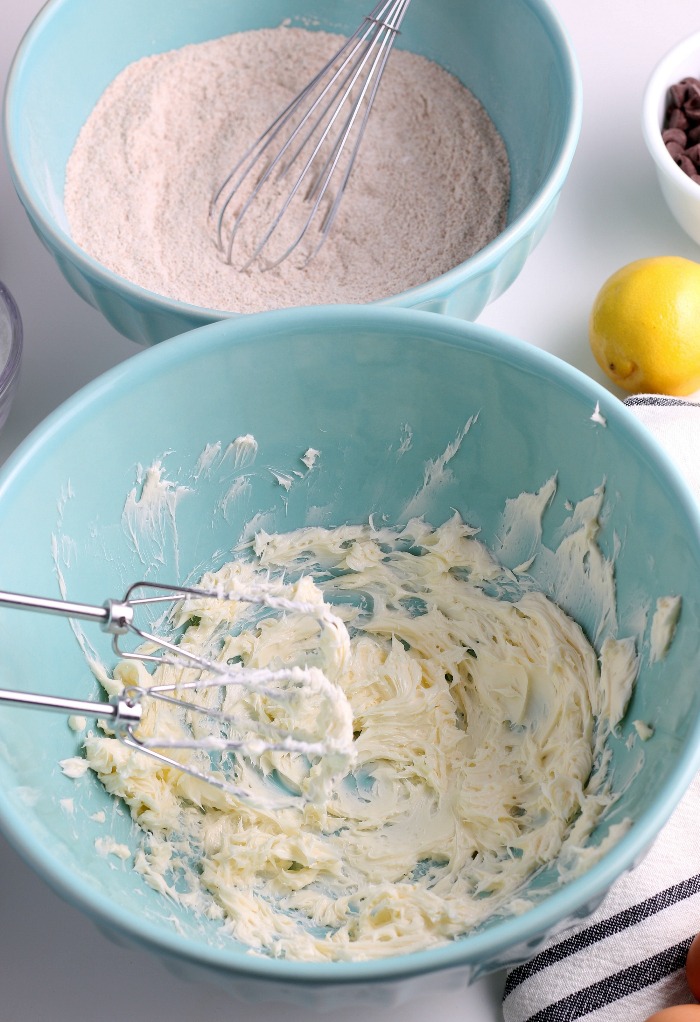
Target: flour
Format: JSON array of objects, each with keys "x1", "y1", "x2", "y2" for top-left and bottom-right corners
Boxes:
[{"x1": 64, "y1": 27, "x2": 510, "y2": 314}]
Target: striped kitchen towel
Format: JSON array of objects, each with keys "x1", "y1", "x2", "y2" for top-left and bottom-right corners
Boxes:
[
  {"x1": 502, "y1": 394, "x2": 700, "y2": 1022},
  {"x1": 624, "y1": 395, "x2": 700, "y2": 498}
]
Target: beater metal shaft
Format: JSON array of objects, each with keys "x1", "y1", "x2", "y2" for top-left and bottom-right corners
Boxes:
[{"x1": 0, "y1": 580, "x2": 354, "y2": 800}]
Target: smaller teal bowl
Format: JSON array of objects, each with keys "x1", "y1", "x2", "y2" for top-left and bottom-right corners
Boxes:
[
  {"x1": 3, "y1": 0, "x2": 581, "y2": 344},
  {"x1": 0, "y1": 307, "x2": 698, "y2": 1008}
]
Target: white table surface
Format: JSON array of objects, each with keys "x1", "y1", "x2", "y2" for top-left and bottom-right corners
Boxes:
[{"x1": 2, "y1": 2, "x2": 700, "y2": 1019}]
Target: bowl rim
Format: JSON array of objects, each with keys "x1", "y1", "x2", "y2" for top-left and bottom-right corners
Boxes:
[
  {"x1": 641, "y1": 29, "x2": 700, "y2": 198},
  {"x1": 2, "y1": 0, "x2": 582, "y2": 320},
  {"x1": 0, "y1": 305, "x2": 699, "y2": 984}
]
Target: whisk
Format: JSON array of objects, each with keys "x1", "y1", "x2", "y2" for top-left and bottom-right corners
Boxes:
[
  {"x1": 210, "y1": 0, "x2": 412, "y2": 270},
  {"x1": 0, "y1": 580, "x2": 354, "y2": 800}
]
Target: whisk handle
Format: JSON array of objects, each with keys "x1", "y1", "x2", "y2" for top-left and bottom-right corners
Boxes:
[
  {"x1": 0, "y1": 590, "x2": 133, "y2": 634},
  {"x1": 0, "y1": 688, "x2": 142, "y2": 729}
]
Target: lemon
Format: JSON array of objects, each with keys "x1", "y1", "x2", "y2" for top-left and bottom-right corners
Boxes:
[{"x1": 589, "y1": 256, "x2": 700, "y2": 395}]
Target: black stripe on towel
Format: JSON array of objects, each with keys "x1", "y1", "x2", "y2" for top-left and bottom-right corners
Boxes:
[
  {"x1": 624, "y1": 396, "x2": 700, "y2": 408},
  {"x1": 511, "y1": 937, "x2": 693, "y2": 1022},
  {"x1": 504, "y1": 874, "x2": 700, "y2": 997}
]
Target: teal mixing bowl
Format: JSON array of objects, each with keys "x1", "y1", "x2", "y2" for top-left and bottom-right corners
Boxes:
[
  {"x1": 3, "y1": 0, "x2": 581, "y2": 344},
  {"x1": 0, "y1": 307, "x2": 699, "y2": 1007}
]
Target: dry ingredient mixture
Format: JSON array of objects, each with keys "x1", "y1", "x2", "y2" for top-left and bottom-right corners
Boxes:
[
  {"x1": 81, "y1": 514, "x2": 640, "y2": 962},
  {"x1": 64, "y1": 27, "x2": 510, "y2": 313}
]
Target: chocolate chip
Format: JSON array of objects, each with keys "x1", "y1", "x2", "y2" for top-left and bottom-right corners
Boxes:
[
  {"x1": 669, "y1": 82, "x2": 689, "y2": 107},
  {"x1": 676, "y1": 154, "x2": 697, "y2": 176},
  {"x1": 667, "y1": 108, "x2": 690, "y2": 130},
  {"x1": 663, "y1": 127, "x2": 688, "y2": 146}
]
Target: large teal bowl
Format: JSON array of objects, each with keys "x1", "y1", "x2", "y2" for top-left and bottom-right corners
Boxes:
[
  {"x1": 0, "y1": 307, "x2": 698, "y2": 1007},
  {"x1": 3, "y1": 0, "x2": 581, "y2": 344}
]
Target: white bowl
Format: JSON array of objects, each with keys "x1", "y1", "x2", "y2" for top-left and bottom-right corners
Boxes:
[{"x1": 642, "y1": 30, "x2": 700, "y2": 245}]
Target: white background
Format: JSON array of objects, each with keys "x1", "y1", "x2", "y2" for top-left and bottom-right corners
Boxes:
[{"x1": 1, "y1": 2, "x2": 700, "y2": 1019}]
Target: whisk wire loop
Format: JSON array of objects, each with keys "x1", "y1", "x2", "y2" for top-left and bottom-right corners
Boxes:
[
  {"x1": 250, "y1": 6, "x2": 405, "y2": 269},
  {"x1": 210, "y1": 0, "x2": 412, "y2": 270}
]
